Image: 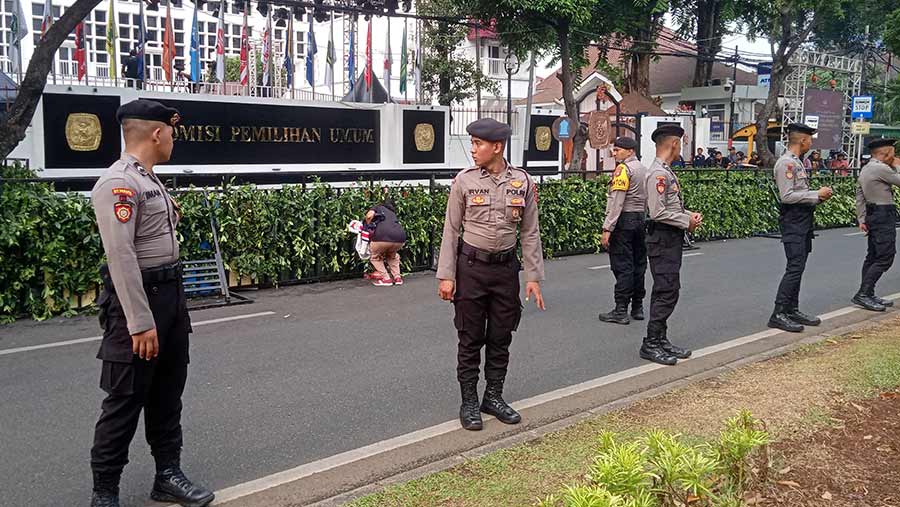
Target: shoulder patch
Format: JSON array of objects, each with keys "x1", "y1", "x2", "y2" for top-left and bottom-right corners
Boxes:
[
  {"x1": 611, "y1": 164, "x2": 630, "y2": 191},
  {"x1": 656, "y1": 175, "x2": 667, "y2": 194},
  {"x1": 112, "y1": 187, "x2": 135, "y2": 197},
  {"x1": 114, "y1": 202, "x2": 133, "y2": 223}
]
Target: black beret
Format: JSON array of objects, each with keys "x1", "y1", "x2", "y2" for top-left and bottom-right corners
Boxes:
[
  {"x1": 651, "y1": 124, "x2": 685, "y2": 143},
  {"x1": 786, "y1": 123, "x2": 817, "y2": 135},
  {"x1": 613, "y1": 136, "x2": 637, "y2": 149},
  {"x1": 867, "y1": 138, "x2": 897, "y2": 150},
  {"x1": 466, "y1": 118, "x2": 512, "y2": 142},
  {"x1": 116, "y1": 99, "x2": 181, "y2": 126}
]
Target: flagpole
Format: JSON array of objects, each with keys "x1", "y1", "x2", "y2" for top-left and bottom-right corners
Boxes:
[
  {"x1": 403, "y1": 18, "x2": 408, "y2": 102},
  {"x1": 167, "y1": 0, "x2": 173, "y2": 92},
  {"x1": 139, "y1": 0, "x2": 146, "y2": 90},
  {"x1": 385, "y1": 16, "x2": 391, "y2": 100},
  {"x1": 330, "y1": 12, "x2": 335, "y2": 101}
]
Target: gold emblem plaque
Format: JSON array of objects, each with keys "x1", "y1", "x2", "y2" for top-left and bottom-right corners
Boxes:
[
  {"x1": 535, "y1": 126, "x2": 552, "y2": 152},
  {"x1": 414, "y1": 123, "x2": 435, "y2": 152},
  {"x1": 65, "y1": 113, "x2": 102, "y2": 152}
]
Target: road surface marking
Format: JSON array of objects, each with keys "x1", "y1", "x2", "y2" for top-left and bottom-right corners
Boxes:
[
  {"x1": 0, "y1": 311, "x2": 276, "y2": 357},
  {"x1": 588, "y1": 252, "x2": 703, "y2": 270},
  {"x1": 197, "y1": 293, "x2": 899, "y2": 506}
]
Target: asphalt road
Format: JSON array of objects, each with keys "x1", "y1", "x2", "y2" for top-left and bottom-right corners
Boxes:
[{"x1": 1, "y1": 226, "x2": 897, "y2": 507}]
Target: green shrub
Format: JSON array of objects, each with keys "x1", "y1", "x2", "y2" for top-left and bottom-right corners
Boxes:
[{"x1": 536, "y1": 411, "x2": 770, "y2": 507}]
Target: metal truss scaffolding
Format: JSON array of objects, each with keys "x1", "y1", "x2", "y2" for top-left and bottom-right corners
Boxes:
[{"x1": 781, "y1": 49, "x2": 863, "y2": 156}]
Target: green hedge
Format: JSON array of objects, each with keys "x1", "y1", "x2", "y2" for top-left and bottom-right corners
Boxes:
[{"x1": 0, "y1": 166, "x2": 870, "y2": 323}]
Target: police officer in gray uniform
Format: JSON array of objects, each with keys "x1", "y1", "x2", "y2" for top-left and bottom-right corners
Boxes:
[
  {"x1": 599, "y1": 136, "x2": 648, "y2": 324},
  {"x1": 853, "y1": 138, "x2": 900, "y2": 311},
  {"x1": 767, "y1": 123, "x2": 833, "y2": 333},
  {"x1": 437, "y1": 118, "x2": 546, "y2": 431},
  {"x1": 89, "y1": 100, "x2": 213, "y2": 507},
  {"x1": 642, "y1": 125, "x2": 701, "y2": 365}
]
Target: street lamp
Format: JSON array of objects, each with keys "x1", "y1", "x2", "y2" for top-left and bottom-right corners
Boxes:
[{"x1": 504, "y1": 51, "x2": 520, "y2": 160}]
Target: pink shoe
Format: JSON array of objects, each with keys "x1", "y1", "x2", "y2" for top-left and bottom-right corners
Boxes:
[
  {"x1": 363, "y1": 272, "x2": 378, "y2": 280},
  {"x1": 372, "y1": 278, "x2": 394, "y2": 287},
  {"x1": 393, "y1": 276, "x2": 403, "y2": 286}
]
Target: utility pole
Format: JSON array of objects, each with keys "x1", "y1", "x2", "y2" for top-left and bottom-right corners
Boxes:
[{"x1": 728, "y1": 45, "x2": 738, "y2": 143}]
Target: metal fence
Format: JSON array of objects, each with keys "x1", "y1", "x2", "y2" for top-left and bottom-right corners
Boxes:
[{"x1": 449, "y1": 108, "x2": 519, "y2": 137}]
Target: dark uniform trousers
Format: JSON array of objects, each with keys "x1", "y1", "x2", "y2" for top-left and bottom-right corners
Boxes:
[
  {"x1": 646, "y1": 224, "x2": 683, "y2": 337},
  {"x1": 609, "y1": 212, "x2": 647, "y2": 306},
  {"x1": 775, "y1": 204, "x2": 815, "y2": 308},
  {"x1": 91, "y1": 265, "x2": 191, "y2": 486},
  {"x1": 861, "y1": 204, "x2": 898, "y2": 291},
  {"x1": 453, "y1": 243, "x2": 523, "y2": 383}
]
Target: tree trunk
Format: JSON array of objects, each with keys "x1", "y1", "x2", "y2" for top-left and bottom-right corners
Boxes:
[
  {"x1": 437, "y1": 21, "x2": 452, "y2": 106},
  {"x1": 1, "y1": 0, "x2": 104, "y2": 160},
  {"x1": 625, "y1": 13, "x2": 659, "y2": 96},
  {"x1": 557, "y1": 22, "x2": 587, "y2": 173},
  {"x1": 692, "y1": 0, "x2": 723, "y2": 88}
]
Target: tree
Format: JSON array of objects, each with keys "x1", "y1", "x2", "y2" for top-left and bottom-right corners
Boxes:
[
  {"x1": 1, "y1": 0, "x2": 105, "y2": 159},
  {"x1": 885, "y1": 8, "x2": 900, "y2": 55},
  {"x1": 737, "y1": 0, "x2": 843, "y2": 167},
  {"x1": 469, "y1": 0, "x2": 631, "y2": 171},
  {"x1": 417, "y1": 0, "x2": 497, "y2": 106},
  {"x1": 670, "y1": 0, "x2": 745, "y2": 87},
  {"x1": 619, "y1": 0, "x2": 667, "y2": 96}
]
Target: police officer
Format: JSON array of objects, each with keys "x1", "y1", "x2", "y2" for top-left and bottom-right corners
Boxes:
[
  {"x1": 437, "y1": 118, "x2": 546, "y2": 431},
  {"x1": 89, "y1": 100, "x2": 213, "y2": 507},
  {"x1": 642, "y1": 125, "x2": 700, "y2": 366},
  {"x1": 768, "y1": 123, "x2": 833, "y2": 333},
  {"x1": 599, "y1": 136, "x2": 648, "y2": 324},
  {"x1": 853, "y1": 138, "x2": 900, "y2": 311}
]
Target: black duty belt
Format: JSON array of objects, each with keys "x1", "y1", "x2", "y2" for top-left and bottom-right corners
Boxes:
[
  {"x1": 647, "y1": 221, "x2": 682, "y2": 234},
  {"x1": 460, "y1": 242, "x2": 516, "y2": 264},
  {"x1": 141, "y1": 261, "x2": 183, "y2": 284},
  {"x1": 620, "y1": 211, "x2": 646, "y2": 219},
  {"x1": 866, "y1": 203, "x2": 896, "y2": 212}
]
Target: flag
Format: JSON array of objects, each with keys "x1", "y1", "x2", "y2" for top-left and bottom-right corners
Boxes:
[
  {"x1": 399, "y1": 20, "x2": 408, "y2": 94},
  {"x1": 347, "y1": 22, "x2": 355, "y2": 92},
  {"x1": 9, "y1": 0, "x2": 28, "y2": 75},
  {"x1": 162, "y1": 0, "x2": 174, "y2": 81},
  {"x1": 215, "y1": 0, "x2": 226, "y2": 82},
  {"x1": 190, "y1": 2, "x2": 201, "y2": 82},
  {"x1": 365, "y1": 19, "x2": 372, "y2": 90},
  {"x1": 41, "y1": 0, "x2": 53, "y2": 36},
  {"x1": 324, "y1": 13, "x2": 335, "y2": 91},
  {"x1": 261, "y1": 11, "x2": 272, "y2": 86},
  {"x1": 306, "y1": 15, "x2": 317, "y2": 87},
  {"x1": 137, "y1": 0, "x2": 146, "y2": 82},
  {"x1": 106, "y1": 0, "x2": 117, "y2": 80},
  {"x1": 239, "y1": 10, "x2": 249, "y2": 85},
  {"x1": 383, "y1": 19, "x2": 391, "y2": 94},
  {"x1": 75, "y1": 22, "x2": 87, "y2": 82},
  {"x1": 284, "y1": 17, "x2": 294, "y2": 87}
]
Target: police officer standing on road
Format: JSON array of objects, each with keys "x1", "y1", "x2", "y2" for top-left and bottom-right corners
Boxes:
[
  {"x1": 599, "y1": 136, "x2": 648, "y2": 325},
  {"x1": 437, "y1": 117, "x2": 546, "y2": 431},
  {"x1": 852, "y1": 138, "x2": 900, "y2": 311},
  {"x1": 89, "y1": 100, "x2": 213, "y2": 507},
  {"x1": 642, "y1": 125, "x2": 700, "y2": 366},
  {"x1": 768, "y1": 123, "x2": 833, "y2": 333}
]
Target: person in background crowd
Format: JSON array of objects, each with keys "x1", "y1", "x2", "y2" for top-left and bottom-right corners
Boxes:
[
  {"x1": 123, "y1": 49, "x2": 141, "y2": 90},
  {"x1": 714, "y1": 151, "x2": 730, "y2": 169},
  {"x1": 809, "y1": 151, "x2": 826, "y2": 175},
  {"x1": 831, "y1": 152, "x2": 850, "y2": 176},
  {"x1": 735, "y1": 151, "x2": 747, "y2": 167},
  {"x1": 748, "y1": 152, "x2": 762, "y2": 166},
  {"x1": 672, "y1": 154, "x2": 686, "y2": 169},
  {"x1": 692, "y1": 147, "x2": 707, "y2": 168},
  {"x1": 365, "y1": 199, "x2": 408, "y2": 286},
  {"x1": 727, "y1": 146, "x2": 738, "y2": 165}
]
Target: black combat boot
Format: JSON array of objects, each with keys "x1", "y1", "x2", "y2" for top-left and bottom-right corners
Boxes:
[
  {"x1": 630, "y1": 300, "x2": 645, "y2": 321},
  {"x1": 639, "y1": 335, "x2": 677, "y2": 366},
  {"x1": 481, "y1": 378, "x2": 521, "y2": 424},
  {"x1": 786, "y1": 306, "x2": 822, "y2": 326},
  {"x1": 151, "y1": 465, "x2": 215, "y2": 507},
  {"x1": 873, "y1": 295, "x2": 894, "y2": 307},
  {"x1": 458, "y1": 381, "x2": 483, "y2": 431},
  {"x1": 659, "y1": 332, "x2": 691, "y2": 359},
  {"x1": 90, "y1": 490, "x2": 120, "y2": 507},
  {"x1": 852, "y1": 292, "x2": 887, "y2": 312},
  {"x1": 599, "y1": 302, "x2": 630, "y2": 325},
  {"x1": 768, "y1": 305, "x2": 804, "y2": 333}
]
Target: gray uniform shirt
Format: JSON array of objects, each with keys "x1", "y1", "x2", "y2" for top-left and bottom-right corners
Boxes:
[
  {"x1": 774, "y1": 151, "x2": 819, "y2": 205},
  {"x1": 646, "y1": 158, "x2": 691, "y2": 229},
  {"x1": 91, "y1": 153, "x2": 181, "y2": 335},
  {"x1": 602, "y1": 155, "x2": 647, "y2": 232},
  {"x1": 436, "y1": 163, "x2": 545, "y2": 282},
  {"x1": 855, "y1": 159, "x2": 900, "y2": 224}
]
